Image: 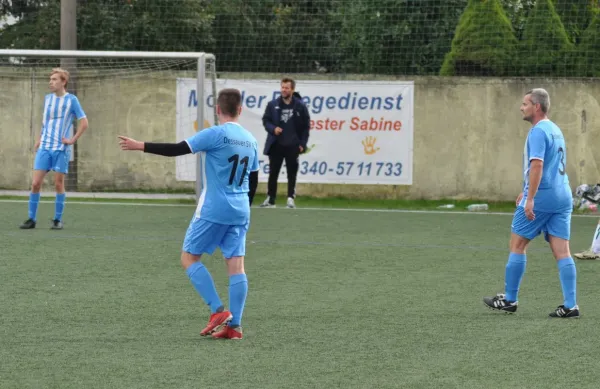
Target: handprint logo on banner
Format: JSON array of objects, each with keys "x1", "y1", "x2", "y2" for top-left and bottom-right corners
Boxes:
[{"x1": 362, "y1": 136, "x2": 380, "y2": 155}]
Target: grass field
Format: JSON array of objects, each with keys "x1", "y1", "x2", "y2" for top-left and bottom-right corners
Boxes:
[{"x1": 2, "y1": 199, "x2": 600, "y2": 389}]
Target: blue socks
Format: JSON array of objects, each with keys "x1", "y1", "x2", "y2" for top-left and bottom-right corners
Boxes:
[
  {"x1": 557, "y1": 257, "x2": 577, "y2": 309},
  {"x1": 185, "y1": 263, "x2": 248, "y2": 327},
  {"x1": 504, "y1": 253, "x2": 577, "y2": 309},
  {"x1": 229, "y1": 274, "x2": 248, "y2": 327},
  {"x1": 55, "y1": 193, "x2": 66, "y2": 221},
  {"x1": 186, "y1": 262, "x2": 223, "y2": 313},
  {"x1": 504, "y1": 252, "x2": 527, "y2": 302},
  {"x1": 27, "y1": 192, "x2": 67, "y2": 221},
  {"x1": 28, "y1": 192, "x2": 41, "y2": 221}
]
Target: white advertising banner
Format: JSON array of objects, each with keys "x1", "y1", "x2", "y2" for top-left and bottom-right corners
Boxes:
[{"x1": 176, "y1": 79, "x2": 413, "y2": 185}]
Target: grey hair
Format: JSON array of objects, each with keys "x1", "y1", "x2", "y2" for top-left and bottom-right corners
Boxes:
[{"x1": 526, "y1": 88, "x2": 550, "y2": 113}]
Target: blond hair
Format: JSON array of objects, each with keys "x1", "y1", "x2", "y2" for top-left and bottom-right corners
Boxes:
[{"x1": 50, "y1": 68, "x2": 70, "y2": 87}]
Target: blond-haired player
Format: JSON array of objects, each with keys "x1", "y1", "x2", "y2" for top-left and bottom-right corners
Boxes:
[{"x1": 20, "y1": 68, "x2": 88, "y2": 230}]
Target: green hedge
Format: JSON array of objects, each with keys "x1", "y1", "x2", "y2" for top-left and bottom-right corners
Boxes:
[
  {"x1": 440, "y1": 0, "x2": 517, "y2": 76},
  {"x1": 519, "y1": 0, "x2": 573, "y2": 76}
]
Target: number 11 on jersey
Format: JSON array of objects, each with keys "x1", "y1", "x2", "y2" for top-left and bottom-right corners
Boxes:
[{"x1": 228, "y1": 154, "x2": 249, "y2": 186}]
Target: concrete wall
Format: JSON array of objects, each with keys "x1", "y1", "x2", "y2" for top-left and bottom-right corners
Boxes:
[{"x1": 2, "y1": 71, "x2": 600, "y2": 200}]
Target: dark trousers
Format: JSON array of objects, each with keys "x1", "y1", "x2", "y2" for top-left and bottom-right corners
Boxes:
[{"x1": 267, "y1": 143, "x2": 299, "y2": 202}]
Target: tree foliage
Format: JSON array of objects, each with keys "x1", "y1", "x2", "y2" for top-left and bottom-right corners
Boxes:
[
  {"x1": 501, "y1": 0, "x2": 536, "y2": 40},
  {"x1": 329, "y1": 0, "x2": 466, "y2": 75},
  {"x1": 554, "y1": 0, "x2": 599, "y2": 44},
  {"x1": 520, "y1": 0, "x2": 573, "y2": 76},
  {"x1": 0, "y1": 0, "x2": 60, "y2": 50},
  {"x1": 1, "y1": 0, "x2": 600, "y2": 77},
  {"x1": 0, "y1": 0, "x2": 214, "y2": 51},
  {"x1": 574, "y1": 11, "x2": 600, "y2": 76},
  {"x1": 440, "y1": 0, "x2": 518, "y2": 76},
  {"x1": 0, "y1": 0, "x2": 46, "y2": 17}
]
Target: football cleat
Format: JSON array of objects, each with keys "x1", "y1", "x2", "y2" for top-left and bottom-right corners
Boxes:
[
  {"x1": 483, "y1": 293, "x2": 518, "y2": 313},
  {"x1": 212, "y1": 325, "x2": 243, "y2": 340},
  {"x1": 549, "y1": 305, "x2": 580, "y2": 318},
  {"x1": 19, "y1": 218, "x2": 36, "y2": 229},
  {"x1": 200, "y1": 311, "x2": 232, "y2": 336},
  {"x1": 574, "y1": 249, "x2": 600, "y2": 260}
]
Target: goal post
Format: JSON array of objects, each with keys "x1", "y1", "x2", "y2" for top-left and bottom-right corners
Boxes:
[{"x1": 0, "y1": 49, "x2": 217, "y2": 203}]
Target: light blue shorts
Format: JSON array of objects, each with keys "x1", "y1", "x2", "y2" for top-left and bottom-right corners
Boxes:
[
  {"x1": 34, "y1": 149, "x2": 70, "y2": 174},
  {"x1": 182, "y1": 218, "x2": 249, "y2": 258},
  {"x1": 511, "y1": 206, "x2": 571, "y2": 241}
]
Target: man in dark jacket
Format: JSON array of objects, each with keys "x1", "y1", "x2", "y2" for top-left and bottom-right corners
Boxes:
[{"x1": 260, "y1": 78, "x2": 310, "y2": 208}]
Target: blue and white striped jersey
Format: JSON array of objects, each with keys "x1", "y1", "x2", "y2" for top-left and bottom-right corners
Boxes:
[{"x1": 39, "y1": 93, "x2": 86, "y2": 151}]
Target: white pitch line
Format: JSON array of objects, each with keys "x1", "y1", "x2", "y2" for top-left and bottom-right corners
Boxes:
[{"x1": 0, "y1": 198, "x2": 598, "y2": 218}]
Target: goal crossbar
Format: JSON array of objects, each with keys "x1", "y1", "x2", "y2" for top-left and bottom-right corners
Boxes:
[{"x1": 0, "y1": 49, "x2": 214, "y2": 60}]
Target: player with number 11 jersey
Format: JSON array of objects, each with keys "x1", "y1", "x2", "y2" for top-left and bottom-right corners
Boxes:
[
  {"x1": 186, "y1": 122, "x2": 258, "y2": 226},
  {"x1": 118, "y1": 88, "x2": 258, "y2": 339}
]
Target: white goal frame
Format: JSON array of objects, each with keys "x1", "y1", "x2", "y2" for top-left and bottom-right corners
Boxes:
[{"x1": 0, "y1": 49, "x2": 217, "y2": 202}]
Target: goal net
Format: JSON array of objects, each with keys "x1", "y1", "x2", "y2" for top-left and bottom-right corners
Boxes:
[{"x1": 0, "y1": 50, "x2": 217, "y2": 201}]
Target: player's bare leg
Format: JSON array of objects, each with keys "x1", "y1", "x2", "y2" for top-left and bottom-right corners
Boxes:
[
  {"x1": 483, "y1": 233, "x2": 530, "y2": 313},
  {"x1": 509, "y1": 233, "x2": 530, "y2": 254},
  {"x1": 20, "y1": 170, "x2": 47, "y2": 229},
  {"x1": 181, "y1": 252, "x2": 231, "y2": 335},
  {"x1": 31, "y1": 170, "x2": 47, "y2": 193},
  {"x1": 213, "y1": 255, "x2": 246, "y2": 340},
  {"x1": 225, "y1": 255, "x2": 245, "y2": 275},
  {"x1": 548, "y1": 235, "x2": 579, "y2": 318},
  {"x1": 180, "y1": 252, "x2": 200, "y2": 269},
  {"x1": 51, "y1": 173, "x2": 66, "y2": 229}
]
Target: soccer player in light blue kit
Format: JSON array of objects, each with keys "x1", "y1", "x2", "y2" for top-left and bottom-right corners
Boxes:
[
  {"x1": 118, "y1": 88, "x2": 258, "y2": 339},
  {"x1": 20, "y1": 68, "x2": 88, "y2": 230},
  {"x1": 484, "y1": 88, "x2": 579, "y2": 318}
]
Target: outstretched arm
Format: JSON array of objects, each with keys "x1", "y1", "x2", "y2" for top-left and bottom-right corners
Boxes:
[{"x1": 118, "y1": 136, "x2": 192, "y2": 157}]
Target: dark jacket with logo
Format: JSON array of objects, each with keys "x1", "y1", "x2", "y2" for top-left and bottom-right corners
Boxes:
[{"x1": 261, "y1": 93, "x2": 310, "y2": 156}]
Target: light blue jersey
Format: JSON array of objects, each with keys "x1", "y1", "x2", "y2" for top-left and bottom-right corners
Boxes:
[
  {"x1": 185, "y1": 122, "x2": 259, "y2": 225},
  {"x1": 40, "y1": 93, "x2": 86, "y2": 151},
  {"x1": 520, "y1": 119, "x2": 572, "y2": 213}
]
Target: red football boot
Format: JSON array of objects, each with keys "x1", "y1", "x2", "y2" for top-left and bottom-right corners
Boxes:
[
  {"x1": 200, "y1": 311, "x2": 232, "y2": 336},
  {"x1": 211, "y1": 325, "x2": 243, "y2": 340}
]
